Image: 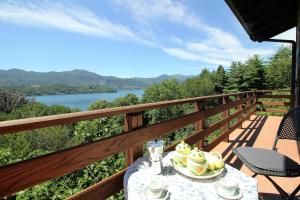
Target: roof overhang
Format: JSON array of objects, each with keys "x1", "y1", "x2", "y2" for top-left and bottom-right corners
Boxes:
[{"x1": 225, "y1": 0, "x2": 298, "y2": 42}]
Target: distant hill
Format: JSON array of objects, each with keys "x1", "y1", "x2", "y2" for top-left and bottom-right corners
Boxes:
[{"x1": 0, "y1": 69, "x2": 191, "y2": 90}]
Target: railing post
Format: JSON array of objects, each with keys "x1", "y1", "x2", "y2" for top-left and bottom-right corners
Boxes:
[
  {"x1": 253, "y1": 91, "x2": 257, "y2": 115},
  {"x1": 125, "y1": 112, "x2": 144, "y2": 167},
  {"x1": 237, "y1": 94, "x2": 243, "y2": 128},
  {"x1": 194, "y1": 101, "x2": 204, "y2": 149},
  {"x1": 222, "y1": 97, "x2": 230, "y2": 142},
  {"x1": 245, "y1": 93, "x2": 251, "y2": 119}
]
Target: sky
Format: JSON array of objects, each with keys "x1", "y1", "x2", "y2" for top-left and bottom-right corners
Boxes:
[{"x1": 0, "y1": 0, "x2": 296, "y2": 78}]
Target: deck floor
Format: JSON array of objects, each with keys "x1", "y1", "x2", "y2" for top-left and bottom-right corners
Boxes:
[{"x1": 212, "y1": 115, "x2": 300, "y2": 200}]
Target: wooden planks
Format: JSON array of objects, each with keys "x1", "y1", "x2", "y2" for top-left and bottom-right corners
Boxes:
[
  {"x1": 0, "y1": 110, "x2": 205, "y2": 198},
  {"x1": 222, "y1": 97, "x2": 230, "y2": 142},
  {"x1": 260, "y1": 108, "x2": 289, "y2": 113},
  {"x1": 258, "y1": 95, "x2": 291, "y2": 99},
  {"x1": 194, "y1": 101, "x2": 204, "y2": 149},
  {"x1": 257, "y1": 92, "x2": 290, "y2": 114},
  {"x1": 0, "y1": 92, "x2": 251, "y2": 135},
  {"x1": 125, "y1": 113, "x2": 144, "y2": 166},
  {"x1": 165, "y1": 103, "x2": 255, "y2": 152},
  {"x1": 205, "y1": 108, "x2": 256, "y2": 151},
  {"x1": 67, "y1": 169, "x2": 126, "y2": 200},
  {"x1": 257, "y1": 101, "x2": 290, "y2": 106}
]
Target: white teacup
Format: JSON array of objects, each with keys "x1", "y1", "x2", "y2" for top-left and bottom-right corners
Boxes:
[
  {"x1": 217, "y1": 178, "x2": 239, "y2": 196},
  {"x1": 145, "y1": 179, "x2": 167, "y2": 199}
]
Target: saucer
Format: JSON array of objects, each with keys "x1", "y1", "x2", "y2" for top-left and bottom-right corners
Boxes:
[
  {"x1": 214, "y1": 183, "x2": 243, "y2": 200},
  {"x1": 144, "y1": 186, "x2": 169, "y2": 200}
]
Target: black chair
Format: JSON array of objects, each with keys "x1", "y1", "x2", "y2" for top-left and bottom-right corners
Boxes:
[{"x1": 233, "y1": 106, "x2": 300, "y2": 200}]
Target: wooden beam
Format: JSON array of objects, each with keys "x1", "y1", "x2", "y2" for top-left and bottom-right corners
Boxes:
[
  {"x1": 67, "y1": 169, "x2": 126, "y2": 200},
  {"x1": 165, "y1": 103, "x2": 255, "y2": 151},
  {"x1": 222, "y1": 97, "x2": 230, "y2": 142},
  {"x1": 0, "y1": 92, "x2": 252, "y2": 135},
  {"x1": 194, "y1": 101, "x2": 204, "y2": 149},
  {"x1": 125, "y1": 113, "x2": 144, "y2": 166},
  {"x1": 258, "y1": 95, "x2": 291, "y2": 99},
  {"x1": 257, "y1": 101, "x2": 290, "y2": 106},
  {"x1": 237, "y1": 94, "x2": 243, "y2": 128},
  {"x1": 261, "y1": 108, "x2": 289, "y2": 113},
  {"x1": 205, "y1": 108, "x2": 256, "y2": 151}
]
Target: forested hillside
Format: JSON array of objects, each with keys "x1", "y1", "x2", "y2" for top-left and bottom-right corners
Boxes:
[
  {"x1": 0, "y1": 46, "x2": 291, "y2": 199},
  {"x1": 0, "y1": 69, "x2": 190, "y2": 92}
]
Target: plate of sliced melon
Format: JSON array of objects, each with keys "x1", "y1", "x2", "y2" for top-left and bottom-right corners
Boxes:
[{"x1": 171, "y1": 141, "x2": 225, "y2": 179}]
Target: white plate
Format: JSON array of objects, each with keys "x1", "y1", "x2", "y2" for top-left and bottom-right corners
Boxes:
[
  {"x1": 171, "y1": 151, "x2": 224, "y2": 180},
  {"x1": 172, "y1": 160, "x2": 224, "y2": 179},
  {"x1": 214, "y1": 183, "x2": 243, "y2": 200}
]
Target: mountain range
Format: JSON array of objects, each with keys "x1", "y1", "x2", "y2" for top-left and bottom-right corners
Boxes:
[{"x1": 0, "y1": 69, "x2": 191, "y2": 90}]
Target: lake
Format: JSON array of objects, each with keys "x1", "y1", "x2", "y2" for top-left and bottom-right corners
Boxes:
[{"x1": 30, "y1": 89, "x2": 144, "y2": 110}]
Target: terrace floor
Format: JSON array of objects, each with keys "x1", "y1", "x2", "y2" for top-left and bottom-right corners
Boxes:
[{"x1": 212, "y1": 115, "x2": 300, "y2": 200}]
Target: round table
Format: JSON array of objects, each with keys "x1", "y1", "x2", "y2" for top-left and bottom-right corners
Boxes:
[{"x1": 124, "y1": 152, "x2": 258, "y2": 200}]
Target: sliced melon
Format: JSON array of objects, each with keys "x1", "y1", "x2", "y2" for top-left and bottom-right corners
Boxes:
[{"x1": 190, "y1": 166, "x2": 207, "y2": 176}]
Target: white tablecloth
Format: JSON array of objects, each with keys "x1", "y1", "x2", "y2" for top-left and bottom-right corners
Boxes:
[{"x1": 124, "y1": 152, "x2": 258, "y2": 200}]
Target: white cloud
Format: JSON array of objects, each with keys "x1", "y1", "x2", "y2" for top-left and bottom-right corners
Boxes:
[
  {"x1": 273, "y1": 28, "x2": 296, "y2": 41},
  {"x1": 113, "y1": 0, "x2": 200, "y2": 26},
  {"x1": 0, "y1": 1, "x2": 140, "y2": 41},
  {"x1": 113, "y1": 0, "x2": 274, "y2": 66},
  {"x1": 0, "y1": 0, "x2": 276, "y2": 67},
  {"x1": 162, "y1": 47, "x2": 202, "y2": 61}
]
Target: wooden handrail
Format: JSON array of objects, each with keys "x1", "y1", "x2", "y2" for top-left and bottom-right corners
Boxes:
[
  {"x1": 258, "y1": 94, "x2": 291, "y2": 99},
  {"x1": 256, "y1": 90, "x2": 291, "y2": 114},
  {"x1": 0, "y1": 91, "x2": 264, "y2": 199},
  {"x1": 70, "y1": 102, "x2": 257, "y2": 200},
  {"x1": 0, "y1": 92, "x2": 250, "y2": 135},
  {"x1": 67, "y1": 168, "x2": 127, "y2": 200}
]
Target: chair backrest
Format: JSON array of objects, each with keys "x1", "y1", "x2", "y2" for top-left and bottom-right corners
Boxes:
[{"x1": 272, "y1": 106, "x2": 300, "y2": 151}]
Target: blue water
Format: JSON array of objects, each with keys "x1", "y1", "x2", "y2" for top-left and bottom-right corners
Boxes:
[{"x1": 30, "y1": 89, "x2": 144, "y2": 110}]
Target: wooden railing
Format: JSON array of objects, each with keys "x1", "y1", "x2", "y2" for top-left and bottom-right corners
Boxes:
[
  {"x1": 0, "y1": 91, "x2": 260, "y2": 199},
  {"x1": 256, "y1": 90, "x2": 291, "y2": 114}
]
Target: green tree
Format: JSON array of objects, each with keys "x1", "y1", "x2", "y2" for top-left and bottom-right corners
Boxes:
[
  {"x1": 0, "y1": 90, "x2": 28, "y2": 113},
  {"x1": 142, "y1": 79, "x2": 184, "y2": 124},
  {"x1": 225, "y1": 55, "x2": 266, "y2": 92},
  {"x1": 181, "y1": 75, "x2": 215, "y2": 98},
  {"x1": 225, "y1": 61, "x2": 245, "y2": 92},
  {"x1": 242, "y1": 55, "x2": 266, "y2": 90},
  {"x1": 142, "y1": 79, "x2": 190, "y2": 144},
  {"x1": 265, "y1": 46, "x2": 292, "y2": 89},
  {"x1": 213, "y1": 65, "x2": 227, "y2": 93}
]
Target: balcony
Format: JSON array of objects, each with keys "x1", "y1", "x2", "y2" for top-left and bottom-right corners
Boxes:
[
  {"x1": 0, "y1": 90, "x2": 298, "y2": 200},
  {"x1": 213, "y1": 115, "x2": 300, "y2": 200}
]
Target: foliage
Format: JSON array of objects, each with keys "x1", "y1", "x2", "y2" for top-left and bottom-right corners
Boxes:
[
  {"x1": 142, "y1": 79, "x2": 184, "y2": 125},
  {"x1": 0, "y1": 69, "x2": 189, "y2": 91},
  {"x1": 265, "y1": 46, "x2": 292, "y2": 89},
  {"x1": 211, "y1": 65, "x2": 227, "y2": 93},
  {"x1": 0, "y1": 90, "x2": 28, "y2": 113},
  {"x1": 181, "y1": 73, "x2": 215, "y2": 98},
  {"x1": 2, "y1": 84, "x2": 116, "y2": 96},
  {"x1": 225, "y1": 55, "x2": 265, "y2": 92}
]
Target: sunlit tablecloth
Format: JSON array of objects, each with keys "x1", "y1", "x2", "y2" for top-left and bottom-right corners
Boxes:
[{"x1": 124, "y1": 151, "x2": 258, "y2": 200}]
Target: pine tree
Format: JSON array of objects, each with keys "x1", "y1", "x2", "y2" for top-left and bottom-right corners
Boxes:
[
  {"x1": 225, "y1": 61, "x2": 245, "y2": 92},
  {"x1": 265, "y1": 46, "x2": 292, "y2": 89},
  {"x1": 243, "y1": 55, "x2": 266, "y2": 90},
  {"x1": 214, "y1": 65, "x2": 227, "y2": 93}
]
